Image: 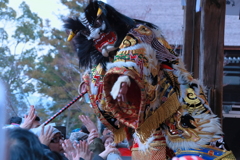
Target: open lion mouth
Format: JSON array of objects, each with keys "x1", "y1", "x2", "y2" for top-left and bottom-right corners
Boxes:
[{"x1": 94, "y1": 31, "x2": 117, "y2": 53}]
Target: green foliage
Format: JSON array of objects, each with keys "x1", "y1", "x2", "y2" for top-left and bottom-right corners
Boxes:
[
  {"x1": 0, "y1": 28, "x2": 8, "y2": 40},
  {"x1": 0, "y1": 1, "x2": 43, "y2": 117},
  {"x1": 0, "y1": 5, "x2": 16, "y2": 21},
  {"x1": 13, "y1": 2, "x2": 43, "y2": 43},
  {"x1": 60, "y1": 0, "x2": 86, "y2": 15},
  {"x1": 1, "y1": 0, "x2": 94, "y2": 135}
]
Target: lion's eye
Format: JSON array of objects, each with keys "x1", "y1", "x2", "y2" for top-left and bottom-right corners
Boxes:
[{"x1": 94, "y1": 18, "x2": 102, "y2": 28}]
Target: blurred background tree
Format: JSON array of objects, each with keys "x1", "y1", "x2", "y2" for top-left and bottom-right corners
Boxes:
[
  {"x1": 0, "y1": 0, "x2": 43, "y2": 117},
  {"x1": 0, "y1": 0, "x2": 94, "y2": 134}
]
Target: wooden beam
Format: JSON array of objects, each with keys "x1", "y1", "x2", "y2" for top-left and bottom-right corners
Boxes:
[
  {"x1": 182, "y1": 0, "x2": 201, "y2": 78},
  {"x1": 224, "y1": 46, "x2": 240, "y2": 50},
  {"x1": 183, "y1": 0, "x2": 196, "y2": 73},
  {"x1": 192, "y1": 11, "x2": 201, "y2": 79},
  {"x1": 199, "y1": 0, "x2": 226, "y2": 118}
]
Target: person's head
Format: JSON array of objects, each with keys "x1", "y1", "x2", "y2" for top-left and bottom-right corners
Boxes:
[
  {"x1": 100, "y1": 123, "x2": 113, "y2": 136},
  {"x1": 31, "y1": 116, "x2": 41, "y2": 128},
  {"x1": 102, "y1": 135, "x2": 114, "y2": 148},
  {"x1": 6, "y1": 128, "x2": 47, "y2": 160},
  {"x1": 102, "y1": 127, "x2": 113, "y2": 136},
  {"x1": 80, "y1": 125, "x2": 90, "y2": 134},
  {"x1": 9, "y1": 117, "x2": 22, "y2": 125},
  {"x1": 69, "y1": 131, "x2": 88, "y2": 143},
  {"x1": 48, "y1": 128, "x2": 64, "y2": 153}
]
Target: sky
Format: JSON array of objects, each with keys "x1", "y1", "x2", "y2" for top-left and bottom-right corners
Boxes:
[
  {"x1": 9, "y1": 0, "x2": 107, "y2": 29},
  {"x1": 7, "y1": 0, "x2": 70, "y2": 106},
  {"x1": 9, "y1": 0, "x2": 70, "y2": 29}
]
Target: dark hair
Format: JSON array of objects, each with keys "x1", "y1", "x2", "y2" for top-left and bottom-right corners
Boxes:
[
  {"x1": 80, "y1": 125, "x2": 90, "y2": 134},
  {"x1": 100, "y1": 123, "x2": 106, "y2": 134},
  {"x1": 101, "y1": 134, "x2": 114, "y2": 144},
  {"x1": 35, "y1": 116, "x2": 40, "y2": 122},
  {"x1": 6, "y1": 128, "x2": 47, "y2": 160},
  {"x1": 9, "y1": 117, "x2": 22, "y2": 125}
]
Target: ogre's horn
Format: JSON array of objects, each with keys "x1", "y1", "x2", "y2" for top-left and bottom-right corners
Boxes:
[
  {"x1": 67, "y1": 31, "x2": 76, "y2": 42},
  {"x1": 97, "y1": 7, "x2": 102, "y2": 17}
]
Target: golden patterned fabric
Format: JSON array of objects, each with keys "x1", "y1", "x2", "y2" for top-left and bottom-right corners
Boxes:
[
  {"x1": 132, "y1": 146, "x2": 167, "y2": 160},
  {"x1": 82, "y1": 65, "x2": 121, "y2": 133}
]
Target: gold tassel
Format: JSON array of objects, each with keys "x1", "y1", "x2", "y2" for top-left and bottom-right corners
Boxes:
[
  {"x1": 113, "y1": 126, "x2": 126, "y2": 143},
  {"x1": 136, "y1": 92, "x2": 180, "y2": 143}
]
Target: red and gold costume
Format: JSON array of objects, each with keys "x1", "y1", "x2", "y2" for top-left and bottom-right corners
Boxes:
[
  {"x1": 81, "y1": 25, "x2": 232, "y2": 159},
  {"x1": 64, "y1": 1, "x2": 234, "y2": 159}
]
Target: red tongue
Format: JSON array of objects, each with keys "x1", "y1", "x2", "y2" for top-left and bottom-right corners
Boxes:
[{"x1": 94, "y1": 31, "x2": 117, "y2": 52}]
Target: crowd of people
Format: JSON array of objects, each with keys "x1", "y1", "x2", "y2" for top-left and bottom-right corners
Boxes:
[
  {"x1": 3, "y1": 105, "x2": 206, "y2": 160},
  {"x1": 3, "y1": 105, "x2": 133, "y2": 160}
]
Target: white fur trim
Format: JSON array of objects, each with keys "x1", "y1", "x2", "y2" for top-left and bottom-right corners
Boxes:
[
  {"x1": 164, "y1": 112, "x2": 222, "y2": 150},
  {"x1": 90, "y1": 82, "x2": 98, "y2": 95},
  {"x1": 133, "y1": 133, "x2": 155, "y2": 152},
  {"x1": 107, "y1": 61, "x2": 139, "y2": 72},
  {"x1": 119, "y1": 43, "x2": 159, "y2": 71},
  {"x1": 110, "y1": 76, "x2": 131, "y2": 100},
  {"x1": 106, "y1": 43, "x2": 160, "y2": 81},
  {"x1": 152, "y1": 28, "x2": 164, "y2": 39},
  {"x1": 118, "y1": 43, "x2": 145, "y2": 51}
]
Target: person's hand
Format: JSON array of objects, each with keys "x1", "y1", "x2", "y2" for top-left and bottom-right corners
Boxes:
[
  {"x1": 38, "y1": 125, "x2": 55, "y2": 146},
  {"x1": 72, "y1": 140, "x2": 93, "y2": 160},
  {"x1": 99, "y1": 144, "x2": 120, "y2": 159},
  {"x1": 87, "y1": 129, "x2": 99, "y2": 145},
  {"x1": 20, "y1": 105, "x2": 37, "y2": 129},
  {"x1": 62, "y1": 139, "x2": 75, "y2": 160},
  {"x1": 79, "y1": 115, "x2": 97, "y2": 132}
]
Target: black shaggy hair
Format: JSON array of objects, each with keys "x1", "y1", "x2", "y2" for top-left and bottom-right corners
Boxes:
[
  {"x1": 64, "y1": 0, "x2": 158, "y2": 70},
  {"x1": 9, "y1": 116, "x2": 22, "y2": 124},
  {"x1": 6, "y1": 128, "x2": 48, "y2": 160}
]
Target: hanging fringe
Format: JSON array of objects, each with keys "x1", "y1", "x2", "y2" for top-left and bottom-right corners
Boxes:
[
  {"x1": 136, "y1": 92, "x2": 180, "y2": 143},
  {"x1": 113, "y1": 126, "x2": 126, "y2": 143}
]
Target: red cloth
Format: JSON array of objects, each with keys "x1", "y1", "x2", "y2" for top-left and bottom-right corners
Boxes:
[
  {"x1": 118, "y1": 148, "x2": 132, "y2": 157},
  {"x1": 132, "y1": 142, "x2": 138, "y2": 148}
]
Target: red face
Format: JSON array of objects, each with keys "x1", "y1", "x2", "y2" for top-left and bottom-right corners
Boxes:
[
  {"x1": 94, "y1": 31, "x2": 117, "y2": 53},
  {"x1": 79, "y1": 13, "x2": 118, "y2": 57}
]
